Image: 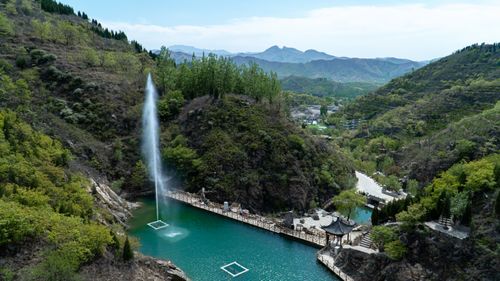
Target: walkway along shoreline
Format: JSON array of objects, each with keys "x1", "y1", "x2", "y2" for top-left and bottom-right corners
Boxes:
[{"x1": 164, "y1": 190, "x2": 354, "y2": 281}]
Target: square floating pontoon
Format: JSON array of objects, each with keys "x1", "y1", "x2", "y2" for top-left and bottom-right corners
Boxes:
[
  {"x1": 147, "y1": 220, "x2": 169, "y2": 230},
  {"x1": 221, "y1": 261, "x2": 249, "y2": 277}
]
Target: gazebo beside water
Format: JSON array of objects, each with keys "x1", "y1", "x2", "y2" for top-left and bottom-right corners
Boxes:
[{"x1": 322, "y1": 217, "x2": 356, "y2": 247}]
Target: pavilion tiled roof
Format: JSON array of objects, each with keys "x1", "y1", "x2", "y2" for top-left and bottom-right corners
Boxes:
[{"x1": 322, "y1": 217, "x2": 355, "y2": 236}]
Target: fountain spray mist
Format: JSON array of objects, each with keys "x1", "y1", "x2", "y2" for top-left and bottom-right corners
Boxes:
[{"x1": 142, "y1": 74, "x2": 168, "y2": 226}]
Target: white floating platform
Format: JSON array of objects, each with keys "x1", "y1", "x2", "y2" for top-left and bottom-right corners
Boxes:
[
  {"x1": 147, "y1": 220, "x2": 169, "y2": 230},
  {"x1": 221, "y1": 261, "x2": 249, "y2": 277}
]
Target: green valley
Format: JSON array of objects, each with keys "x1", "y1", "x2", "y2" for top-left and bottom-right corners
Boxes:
[{"x1": 0, "y1": 0, "x2": 499, "y2": 281}]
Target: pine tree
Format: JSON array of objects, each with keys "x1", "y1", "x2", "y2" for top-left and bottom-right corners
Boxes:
[
  {"x1": 111, "y1": 231, "x2": 120, "y2": 251},
  {"x1": 495, "y1": 191, "x2": 500, "y2": 217},
  {"x1": 371, "y1": 207, "x2": 380, "y2": 225},
  {"x1": 123, "y1": 236, "x2": 134, "y2": 261},
  {"x1": 461, "y1": 200, "x2": 472, "y2": 226}
]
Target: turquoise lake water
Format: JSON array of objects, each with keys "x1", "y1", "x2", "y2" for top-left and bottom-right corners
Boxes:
[
  {"x1": 352, "y1": 206, "x2": 372, "y2": 225},
  {"x1": 129, "y1": 198, "x2": 339, "y2": 281}
]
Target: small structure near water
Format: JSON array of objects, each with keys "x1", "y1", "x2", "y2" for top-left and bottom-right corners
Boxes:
[{"x1": 322, "y1": 218, "x2": 356, "y2": 247}]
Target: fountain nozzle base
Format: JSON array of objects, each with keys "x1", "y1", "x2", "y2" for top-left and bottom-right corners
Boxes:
[{"x1": 147, "y1": 220, "x2": 169, "y2": 230}]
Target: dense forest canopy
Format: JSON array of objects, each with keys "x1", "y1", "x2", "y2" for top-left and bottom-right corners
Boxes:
[
  {"x1": 330, "y1": 43, "x2": 500, "y2": 184},
  {"x1": 0, "y1": 110, "x2": 116, "y2": 280},
  {"x1": 154, "y1": 47, "x2": 281, "y2": 102}
]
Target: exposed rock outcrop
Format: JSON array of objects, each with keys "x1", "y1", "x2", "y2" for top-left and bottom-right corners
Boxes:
[
  {"x1": 334, "y1": 227, "x2": 479, "y2": 281},
  {"x1": 88, "y1": 178, "x2": 141, "y2": 226},
  {"x1": 80, "y1": 253, "x2": 190, "y2": 281}
]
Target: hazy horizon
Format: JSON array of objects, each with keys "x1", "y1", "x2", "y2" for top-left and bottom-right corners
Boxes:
[{"x1": 62, "y1": 0, "x2": 500, "y2": 61}]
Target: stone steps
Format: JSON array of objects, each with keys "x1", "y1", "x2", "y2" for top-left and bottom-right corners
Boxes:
[
  {"x1": 439, "y1": 216, "x2": 452, "y2": 227},
  {"x1": 359, "y1": 234, "x2": 372, "y2": 249}
]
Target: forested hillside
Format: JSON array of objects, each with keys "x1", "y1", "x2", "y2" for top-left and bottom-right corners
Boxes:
[
  {"x1": 161, "y1": 96, "x2": 355, "y2": 213},
  {"x1": 141, "y1": 48, "x2": 356, "y2": 213},
  {"x1": 0, "y1": 0, "x2": 357, "y2": 263},
  {"x1": 326, "y1": 44, "x2": 500, "y2": 281},
  {"x1": 231, "y1": 55, "x2": 422, "y2": 83},
  {"x1": 281, "y1": 75, "x2": 380, "y2": 100},
  {"x1": 0, "y1": 110, "x2": 116, "y2": 280},
  {"x1": 0, "y1": 0, "x2": 156, "y2": 187},
  {"x1": 0, "y1": 0, "x2": 189, "y2": 279},
  {"x1": 335, "y1": 43, "x2": 500, "y2": 184}
]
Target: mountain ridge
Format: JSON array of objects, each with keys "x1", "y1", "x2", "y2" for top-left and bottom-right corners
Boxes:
[
  {"x1": 167, "y1": 44, "x2": 426, "y2": 64},
  {"x1": 166, "y1": 46, "x2": 426, "y2": 83}
]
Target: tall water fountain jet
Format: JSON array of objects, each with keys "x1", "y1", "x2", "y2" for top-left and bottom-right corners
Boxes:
[{"x1": 143, "y1": 73, "x2": 169, "y2": 230}]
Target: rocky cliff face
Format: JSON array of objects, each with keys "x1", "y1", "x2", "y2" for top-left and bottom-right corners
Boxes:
[
  {"x1": 80, "y1": 253, "x2": 190, "y2": 281},
  {"x1": 85, "y1": 178, "x2": 190, "y2": 281},
  {"x1": 334, "y1": 227, "x2": 487, "y2": 281},
  {"x1": 88, "y1": 177, "x2": 141, "y2": 226}
]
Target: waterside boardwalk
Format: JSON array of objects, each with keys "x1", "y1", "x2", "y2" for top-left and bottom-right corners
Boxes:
[
  {"x1": 165, "y1": 190, "x2": 327, "y2": 247},
  {"x1": 317, "y1": 251, "x2": 355, "y2": 281}
]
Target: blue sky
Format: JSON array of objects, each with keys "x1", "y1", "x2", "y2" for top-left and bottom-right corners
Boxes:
[{"x1": 63, "y1": 0, "x2": 500, "y2": 60}]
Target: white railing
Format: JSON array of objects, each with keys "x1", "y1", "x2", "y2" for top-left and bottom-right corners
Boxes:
[
  {"x1": 166, "y1": 191, "x2": 326, "y2": 246},
  {"x1": 316, "y1": 253, "x2": 355, "y2": 281}
]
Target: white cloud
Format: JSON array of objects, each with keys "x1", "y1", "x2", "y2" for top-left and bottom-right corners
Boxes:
[{"x1": 103, "y1": 2, "x2": 500, "y2": 60}]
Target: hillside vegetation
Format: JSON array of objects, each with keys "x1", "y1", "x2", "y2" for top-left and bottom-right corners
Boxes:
[
  {"x1": 325, "y1": 44, "x2": 500, "y2": 280},
  {"x1": 0, "y1": 110, "x2": 116, "y2": 280},
  {"x1": 0, "y1": 0, "x2": 356, "y2": 228},
  {"x1": 0, "y1": 0, "x2": 158, "y2": 189},
  {"x1": 334, "y1": 44, "x2": 500, "y2": 183},
  {"x1": 231, "y1": 55, "x2": 423, "y2": 83},
  {"x1": 0, "y1": 1, "x2": 182, "y2": 280},
  {"x1": 161, "y1": 96, "x2": 355, "y2": 213},
  {"x1": 281, "y1": 75, "x2": 380, "y2": 100}
]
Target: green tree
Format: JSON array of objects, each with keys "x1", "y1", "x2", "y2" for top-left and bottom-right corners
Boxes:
[
  {"x1": 117, "y1": 53, "x2": 141, "y2": 75},
  {"x1": 450, "y1": 191, "x2": 469, "y2": 222},
  {"x1": 130, "y1": 160, "x2": 147, "y2": 188},
  {"x1": 332, "y1": 189, "x2": 366, "y2": 220},
  {"x1": 464, "y1": 160, "x2": 495, "y2": 192},
  {"x1": 158, "y1": 90, "x2": 185, "y2": 121},
  {"x1": 0, "y1": 12, "x2": 14, "y2": 36},
  {"x1": 20, "y1": 0, "x2": 33, "y2": 15},
  {"x1": 320, "y1": 103, "x2": 328, "y2": 117},
  {"x1": 5, "y1": 0, "x2": 17, "y2": 15},
  {"x1": 56, "y1": 21, "x2": 79, "y2": 45},
  {"x1": 455, "y1": 139, "x2": 476, "y2": 160},
  {"x1": 495, "y1": 191, "x2": 500, "y2": 217},
  {"x1": 371, "y1": 207, "x2": 380, "y2": 225},
  {"x1": 102, "y1": 52, "x2": 117, "y2": 70},
  {"x1": 385, "y1": 240, "x2": 406, "y2": 260},
  {"x1": 406, "y1": 179, "x2": 419, "y2": 197},
  {"x1": 396, "y1": 203, "x2": 427, "y2": 228},
  {"x1": 156, "y1": 47, "x2": 177, "y2": 94},
  {"x1": 28, "y1": 250, "x2": 81, "y2": 281},
  {"x1": 383, "y1": 175, "x2": 402, "y2": 192},
  {"x1": 123, "y1": 236, "x2": 134, "y2": 261},
  {"x1": 370, "y1": 225, "x2": 397, "y2": 251},
  {"x1": 31, "y1": 19, "x2": 51, "y2": 41}
]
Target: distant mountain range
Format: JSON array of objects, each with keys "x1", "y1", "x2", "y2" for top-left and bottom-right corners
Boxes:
[
  {"x1": 164, "y1": 45, "x2": 428, "y2": 83},
  {"x1": 240, "y1": 45, "x2": 335, "y2": 63},
  {"x1": 168, "y1": 45, "x2": 233, "y2": 57}
]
